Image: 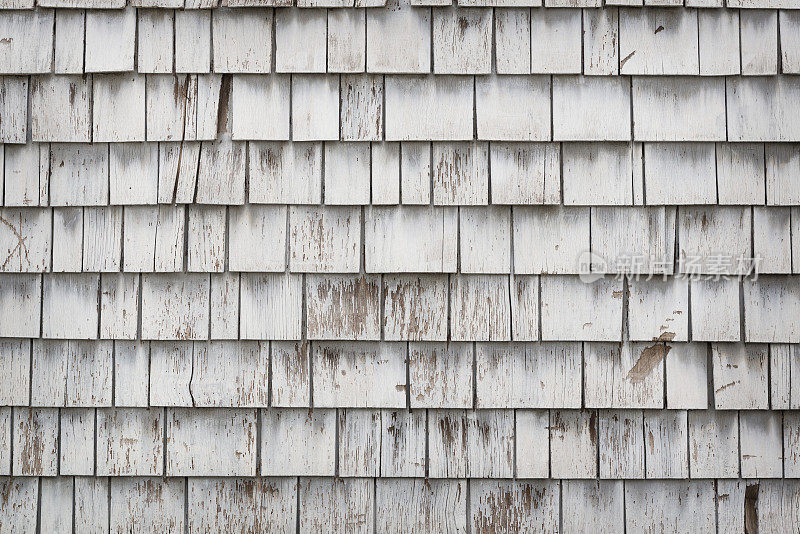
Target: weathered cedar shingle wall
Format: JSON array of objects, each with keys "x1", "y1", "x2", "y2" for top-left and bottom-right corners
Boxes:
[{"x1": 1, "y1": 0, "x2": 800, "y2": 531}]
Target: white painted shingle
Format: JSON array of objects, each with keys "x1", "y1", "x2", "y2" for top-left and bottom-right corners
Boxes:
[
  {"x1": 553, "y1": 76, "x2": 631, "y2": 141},
  {"x1": 619, "y1": 8, "x2": 699, "y2": 75},
  {"x1": 385, "y1": 75, "x2": 473, "y2": 141}
]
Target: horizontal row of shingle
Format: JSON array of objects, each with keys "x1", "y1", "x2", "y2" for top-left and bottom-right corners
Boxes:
[
  {"x1": 2, "y1": 407, "x2": 800, "y2": 479},
  {"x1": 3, "y1": 142, "x2": 798, "y2": 207},
  {"x1": 3, "y1": 0, "x2": 800, "y2": 8},
  {"x1": 3, "y1": 74, "x2": 800, "y2": 144},
  {"x1": 0, "y1": 273, "x2": 798, "y2": 341},
  {"x1": 3, "y1": 7, "x2": 800, "y2": 75},
  {"x1": 1, "y1": 476, "x2": 795, "y2": 534},
  {"x1": 1, "y1": 205, "x2": 798, "y2": 275},
  {"x1": 1, "y1": 338, "x2": 798, "y2": 409}
]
